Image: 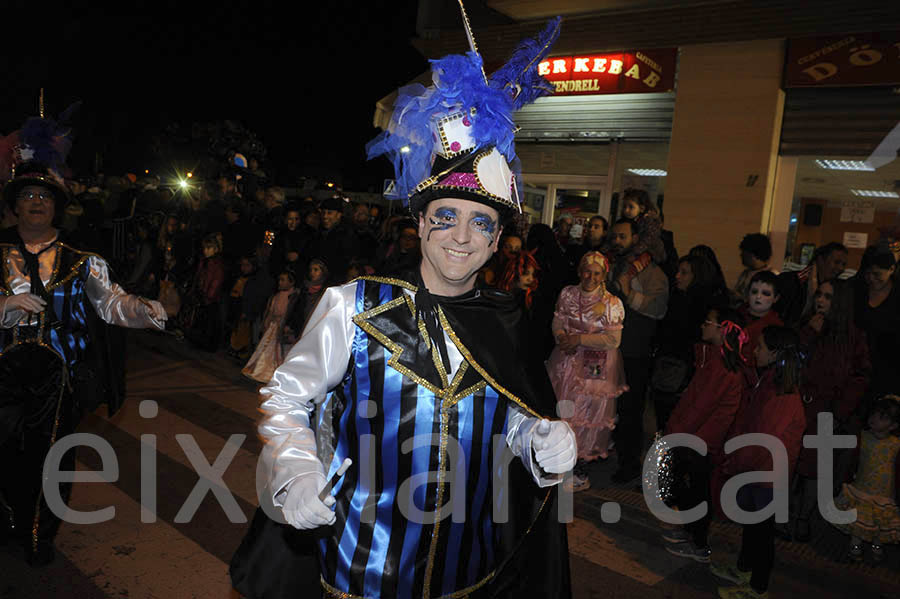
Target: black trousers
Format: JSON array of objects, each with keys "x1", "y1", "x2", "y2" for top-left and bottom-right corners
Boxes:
[
  {"x1": 0, "y1": 344, "x2": 77, "y2": 560},
  {"x1": 672, "y1": 448, "x2": 712, "y2": 548},
  {"x1": 614, "y1": 356, "x2": 652, "y2": 472},
  {"x1": 736, "y1": 486, "x2": 776, "y2": 593}
]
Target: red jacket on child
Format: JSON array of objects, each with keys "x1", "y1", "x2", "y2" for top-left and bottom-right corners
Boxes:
[
  {"x1": 723, "y1": 367, "x2": 806, "y2": 488},
  {"x1": 738, "y1": 307, "x2": 783, "y2": 368},
  {"x1": 665, "y1": 343, "x2": 743, "y2": 464}
]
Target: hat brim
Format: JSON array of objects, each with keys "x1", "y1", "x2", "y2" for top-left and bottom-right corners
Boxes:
[
  {"x1": 409, "y1": 185, "x2": 513, "y2": 220},
  {"x1": 4, "y1": 174, "x2": 71, "y2": 210}
]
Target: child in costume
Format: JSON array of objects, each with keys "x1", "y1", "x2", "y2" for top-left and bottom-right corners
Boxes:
[
  {"x1": 739, "y1": 270, "x2": 783, "y2": 367},
  {"x1": 832, "y1": 395, "x2": 900, "y2": 563},
  {"x1": 498, "y1": 249, "x2": 540, "y2": 311},
  {"x1": 712, "y1": 325, "x2": 806, "y2": 599},
  {"x1": 547, "y1": 251, "x2": 628, "y2": 491},
  {"x1": 242, "y1": 270, "x2": 299, "y2": 383},
  {"x1": 662, "y1": 307, "x2": 746, "y2": 563}
]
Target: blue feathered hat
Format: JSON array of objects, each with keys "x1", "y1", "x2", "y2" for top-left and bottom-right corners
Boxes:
[{"x1": 367, "y1": 7, "x2": 561, "y2": 217}]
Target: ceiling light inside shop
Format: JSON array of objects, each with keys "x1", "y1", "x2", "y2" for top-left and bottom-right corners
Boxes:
[
  {"x1": 851, "y1": 189, "x2": 899, "y2": 198},
  {"x1": 627, "y1": 168, "x2": 667, "y2": 177},
  {"x1": 815, "y1": 159, "x2": 875, "y2": 171}
]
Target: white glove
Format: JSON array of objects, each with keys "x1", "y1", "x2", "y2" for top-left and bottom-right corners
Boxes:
[
  {"x1": 532, "y1": 419, "x2": 576, "y2": 474},
  {"x1": 141, "y1": 299, "x2": 168, "y2": 322},
  {"x1": 282, "y1": 472, "x2": 336, "y2": 530},
  {"x1": 2, "y1": 292, "x2": 47, "y2": 313}
]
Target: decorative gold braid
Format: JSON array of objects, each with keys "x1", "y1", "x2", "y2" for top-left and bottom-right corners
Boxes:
[
  {"x1": 414, "y1": 309, "x2": 450, "y2": 389},
  {"x1": 423, "y1": 408, "x2": 451, "y2": 599},
  {"x1": 0, "y1": 247, "x2": 11, "y2": 296},
  {"x1": 436, "y1": 306, "x2": 542, "y2": 418},
  {"x1": 415, "y1": 148, "x2": 517, "y2": 211},
  {"x1": 320, "y1": 577, "x2": 367, "y2": 598},
  {"x1": 29, "y1": 344, "x2": 67, "y2": 554},
  {"x1": 353, "y1": 298, "x2": 447, "y2": 398},
  {"x1": 46, "y1": 253, "x2": 101, "y2": 291},
  {"x1": 352, "y1": 275, "x2": 417, "y2": 292},
  {"x1": 449, "y1": 380, "x2": 488, "y2": 407},
  {"x1": 436, "y1": 112, "x2": 470, "y2": 159}
]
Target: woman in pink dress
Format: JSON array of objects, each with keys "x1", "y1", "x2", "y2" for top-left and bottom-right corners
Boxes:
[{"x1": 547, "y1": 251, "x2": 628, "y2": 491}]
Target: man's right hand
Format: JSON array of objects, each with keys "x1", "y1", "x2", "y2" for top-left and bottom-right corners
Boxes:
[
  {"x1": 2, "y1": 293, "x2": 47, "y2": 313},
  {"x1": 282, "y1": 472, "x2": 336, "y2": 529}
]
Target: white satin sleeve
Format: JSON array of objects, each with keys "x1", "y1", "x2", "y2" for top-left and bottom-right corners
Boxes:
[
  {"x1": 258, "y1": 282, "x2": 358, "y2": 505},
  {"x1": 84, "y1": 256, "x2": 165, "y2": 329},
  {"x1": 505, "y1": 404, "x2": 564, "y2": 488}
]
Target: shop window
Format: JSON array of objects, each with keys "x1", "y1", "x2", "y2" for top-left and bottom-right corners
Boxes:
[
  {"x1": 784, "y1": 154, "x2": 900, "y2": 276},
  {"x1": 612, "y1": 140, "x2": 670, "y2": 218}
]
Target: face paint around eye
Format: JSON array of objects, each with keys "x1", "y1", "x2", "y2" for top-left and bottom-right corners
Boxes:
[
  {"x1": 471, "y1": 212, "x2": 497, "y2": 244},
  {"x1": 427, "y1": 207, "x2": 458, "y2": 240}
]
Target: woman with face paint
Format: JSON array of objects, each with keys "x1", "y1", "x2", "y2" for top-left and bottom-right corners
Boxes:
[{"x1": 546, "y1": 251, "x2": 628, "y2": 492}]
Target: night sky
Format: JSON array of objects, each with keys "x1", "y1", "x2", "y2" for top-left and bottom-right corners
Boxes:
[{"x1": 0, "y1": 5, "x2": 428, "y2": 191}]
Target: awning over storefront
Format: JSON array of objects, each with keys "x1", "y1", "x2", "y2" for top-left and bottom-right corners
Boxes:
[
  {"x1": 513, "y1": 92, "x2": 676, "y2": 142},
  {"x1": 780, "y1": 86, "x2": 900, "y2": 157}
]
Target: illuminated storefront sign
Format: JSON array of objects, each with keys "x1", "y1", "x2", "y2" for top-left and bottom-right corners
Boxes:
[
  {"x1": 785, "y1": 32, "x2": 900, "y2": 87},
  {"x1": 537, "y1": 48, "x2": 677, "y2": 96}
]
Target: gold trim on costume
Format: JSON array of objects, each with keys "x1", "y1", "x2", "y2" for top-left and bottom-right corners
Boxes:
[
  {"x1": 436, "y1": 112, "x2": 471, "y2": 159},
  {"x1": 436, "y1": 306, "x2": 541, "y2": 418},
  {"x1": 353, "y1": 297, "x2": 447, "y2": 398},
  {"x1": 352, "y1": 275, "x2": 417, "y2": 292},
  {"x1": 1, "y1": 247, "x2": 11, "y2": 296},
  {"x1": 422, "y1": 409, "x2": 451, "y2": 598}
]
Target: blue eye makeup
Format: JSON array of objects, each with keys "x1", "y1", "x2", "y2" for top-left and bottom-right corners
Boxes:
[
  {"x1": 471, "y1": 212, "x2": 497, "y2": 243},
  {"x1": 427, "y1": 207, "x2": 458, "y2": 240}
]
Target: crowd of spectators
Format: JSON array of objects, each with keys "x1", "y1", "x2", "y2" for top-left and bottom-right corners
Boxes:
[{"x1": 27, "y1": 168, "x2": 900, "y2": 596}]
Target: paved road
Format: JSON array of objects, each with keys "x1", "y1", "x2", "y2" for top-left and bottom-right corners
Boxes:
[{"x1": 1, "y1": 331, "x2": 897, "y2": 598}]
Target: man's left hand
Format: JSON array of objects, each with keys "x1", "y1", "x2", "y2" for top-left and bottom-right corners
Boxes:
[{"x1": 532, "y1": 419, "x2": 576, "y2": 474}]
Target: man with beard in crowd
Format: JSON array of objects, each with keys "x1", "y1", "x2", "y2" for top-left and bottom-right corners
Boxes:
[{"x1": 607, "y1": 218, "x2": 669, "y2": 483}]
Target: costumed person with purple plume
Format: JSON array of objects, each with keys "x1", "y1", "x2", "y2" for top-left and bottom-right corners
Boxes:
[
  {"x1": 0, "y1": 105, "x2": 167, "y2": 566},
  {"x1": 230, "y1": 8, "x2": 574, "y2": 599}
]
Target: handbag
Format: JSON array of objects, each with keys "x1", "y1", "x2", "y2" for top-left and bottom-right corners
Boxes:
[
  {"x1": 158, "y1": 279, "x2": 181, "y2": 317},
  {"x1": 650, "y1": 355, "x2": 689, "y2": 393}
]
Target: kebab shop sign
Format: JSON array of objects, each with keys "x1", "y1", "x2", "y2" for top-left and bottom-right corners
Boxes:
[{"x1": 538, "y1": 48, "x2": 677, "y2": 96}]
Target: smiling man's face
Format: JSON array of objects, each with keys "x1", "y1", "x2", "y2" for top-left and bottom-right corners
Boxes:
[
  {"x1": 418, "y1": 198, "x2": 501, "y2": 296},
  {"x1": 15, "y1": 184, "x2": 56, "y2": 230}
]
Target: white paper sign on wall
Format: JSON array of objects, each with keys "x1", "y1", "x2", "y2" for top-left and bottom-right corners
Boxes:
[
  {"x1": 843, "y1": 231, "x2": 869, "y2": 249},
  {"x1": 840, "y1": 200, "x2": 875, "y2": 223}
]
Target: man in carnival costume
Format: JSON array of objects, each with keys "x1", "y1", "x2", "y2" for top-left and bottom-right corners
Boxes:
[
  {"x1": 234, "y1": 9, "x2": 575, "y2": 599},
  {"x1": 0, "y1": 111, "x2": 167, "y2": 565}
]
